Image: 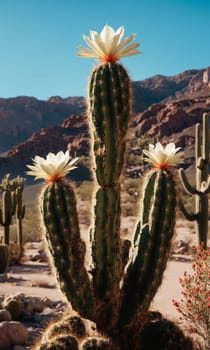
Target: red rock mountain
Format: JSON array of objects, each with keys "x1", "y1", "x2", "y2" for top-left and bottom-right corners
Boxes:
[{"x1": 0, "y1": 67, "x2": 209, "y2": 181}]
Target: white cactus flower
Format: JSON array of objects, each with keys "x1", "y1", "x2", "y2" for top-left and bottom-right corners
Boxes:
[
  {"x1": 77, "y1": 24, "x2": 141, "y2": 62},
  {"x1": 143, "y1": 142, "x2": 184, "y2": 169},
  {"x1": 26, "y1": 151, "x2": 79, "y2": 182}
]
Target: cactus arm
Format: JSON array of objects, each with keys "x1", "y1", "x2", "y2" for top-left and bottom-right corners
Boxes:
[
  {"x1": 195, "y1": 123, "x2": 201, "y2": 160},
  {"x1": 120, "y1": 170, "x2": 176, "y2": 325},
  {"x1": 203, "y1": 113, "x2": 209, "y2": 160},
  {"x1": 42, "y1": 181, "x2": 95, "y2": 320},
  {"x1": 178, "y1": 198, "x2": 197, "y2": 221},
  {"x1": 179, "y1": 169, "x2": 198, "y2": 195}
]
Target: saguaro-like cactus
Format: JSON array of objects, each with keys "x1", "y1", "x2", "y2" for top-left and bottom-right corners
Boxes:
[
  {"x1": 0, "y1": 174, "x2": 25, "y2": 247},
  {"x1": 179, "y1": 112, "x2": 210, "y2": 248},
  {"x1": 0, "y1": 189, "x2": 16, "y2": 245},
  {"x1": 15, "y1": 178, "x2": 25, "y2": 248},
  {"x1": 27, "y1": 26, "x2": 185, "y2": 350}
]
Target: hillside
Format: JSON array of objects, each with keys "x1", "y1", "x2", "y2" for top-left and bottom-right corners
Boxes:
[{"x1": 0, "y1": 66, "x2": 209, "y2": 181}]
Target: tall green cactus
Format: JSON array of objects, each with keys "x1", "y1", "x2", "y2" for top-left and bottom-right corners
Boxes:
[
  {"x1": 28, "y1": 25, "x2": 183, "y2": 350},
  {"x1": 89, "y1": 61, "x2": 131, "y2": 332},
  {"x1": 179, "y1": 113, "x2": 210, "y2": 249}
]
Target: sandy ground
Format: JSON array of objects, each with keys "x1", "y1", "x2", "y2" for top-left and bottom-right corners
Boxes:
[{"x1": 0, "y1": 245, "x2": 193, "y2": 322}]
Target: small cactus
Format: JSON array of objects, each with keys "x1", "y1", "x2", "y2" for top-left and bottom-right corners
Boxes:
[
  {"x1": 81, "y1": 337, "x2": 112, "y2": 350},
  {"x1": 46, "y1": 315, "x2": 86, "y2": 340},
  {"x1": 39, "y1": 335, "x2": 78, "y2": 350}
]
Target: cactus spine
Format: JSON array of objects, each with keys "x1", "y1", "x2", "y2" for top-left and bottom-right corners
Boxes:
[
  {"x1": 0, "y1": 243, "x2": 9, "y2": 273},
  {"x1": 179, "y1": 113, "x2": 210, "y2": 248}
]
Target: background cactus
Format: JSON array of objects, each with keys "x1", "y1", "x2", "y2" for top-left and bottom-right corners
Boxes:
[
  {"x1": 179, "y1": 112, "x2": 210, "y2": 249},
  {"x1": 0, "y1": 174, "x2": 25, "y2": 250},
  {"x1": 0, "y1": 188, "x2": 16, "y2": 245},
  {"x1": 0, "y1": 243, "x2": 9, "y2": 273},
  {"x1": 15, "y1": 177, "x2": 25, "y2": 248}
]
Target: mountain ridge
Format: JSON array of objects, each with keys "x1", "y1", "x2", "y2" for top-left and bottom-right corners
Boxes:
[{"x1": 0, "y1": 66, "x2": 210, "y2": 181}]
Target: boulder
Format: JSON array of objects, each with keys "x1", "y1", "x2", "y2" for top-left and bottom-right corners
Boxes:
[{"x1": 0, "y1": 321, "x2": 28, "y2": 349}]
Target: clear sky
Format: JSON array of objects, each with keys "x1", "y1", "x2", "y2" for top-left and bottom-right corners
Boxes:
[{"x1": 0, "y1": 0, "x2": 209, "y2": 100}]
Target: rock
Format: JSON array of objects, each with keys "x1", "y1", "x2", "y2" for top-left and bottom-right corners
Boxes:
[
  {"x1": 40, "y1": 297, "x2": 53, "y2": 308},
  {"x1": 0, "y1": 321, "x2": 28, "y2": 348},
  {"x1": 0, "y1": 273, "x2": 8, "y2": 282},
  {"x1": 0, "y1": 309, "x2": 12, "y2": 322},
  {"x1": 2, "y1": 295, "x2": 24, "y2": 320},
  {"x1": 32, "y1": 312, "x2": 42, "y2": 323}
]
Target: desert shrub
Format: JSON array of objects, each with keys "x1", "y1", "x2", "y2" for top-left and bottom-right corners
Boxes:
[{"x1": 172, "y1": 246, "x2": 210, "y2": 349}]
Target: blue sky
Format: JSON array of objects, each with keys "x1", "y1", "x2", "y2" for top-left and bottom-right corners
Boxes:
[{"x1": 0, "y1": 0, "x2": 209, "y2": 100}]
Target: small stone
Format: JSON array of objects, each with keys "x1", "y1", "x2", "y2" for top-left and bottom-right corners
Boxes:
[
  {"x1": 0, "y1": 273, "x2": 7, "y2": 282},
  {"x1": 33, "y1": 312, "x2": 42, "y2": 323},
  {"x1": 0, "y1": 309, "x2": 12, "y2": 322}
]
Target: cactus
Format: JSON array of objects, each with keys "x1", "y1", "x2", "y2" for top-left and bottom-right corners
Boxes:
[
  {"x1": 42, "y1": 180, "x2": 95, "y2": 320},
  {"x1": 139, "y1": 318, "x2": 193, "y2": 350},
  {"x1": 15, "y1": 178, "x2": 25, "y2": 248},
  {"x1": 0, "y1": 189, "x2": 16, "y2": 245},
  {"x1": 0, "y1": 244, "x2": 9, "y2": 273},
  {"x1": 0, "y1": 174, "x2": 25, "y2": 248},
  {"x1": 179, "y1": 113, "x2": 210, "y2": 249},
  {"x1": 119, "y1": 169, "x2": 176, "y2": 325},
  {"x1": 46, "y1": 315, "x2": 86, "y2": 340},
  {"x1": 39, "y1": 335, "x2": 79, "y2": 350},
  {"x1": 81, "y1": 337, "x2": 112, "y2": 350},
  {"x1": 28, "y1": 26, "x2": 182, "y2": 349}
]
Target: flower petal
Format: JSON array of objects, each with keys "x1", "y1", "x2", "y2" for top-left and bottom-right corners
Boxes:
[
  {"x1": 26, "y1": 151, "x2": 79, "y2": 182},
  {"x1": 143, "y1": 142, "x2": 183, "y2": 169},
  {"x1": 77, "y1": 24, "x2": 141, "y2": 62}
]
